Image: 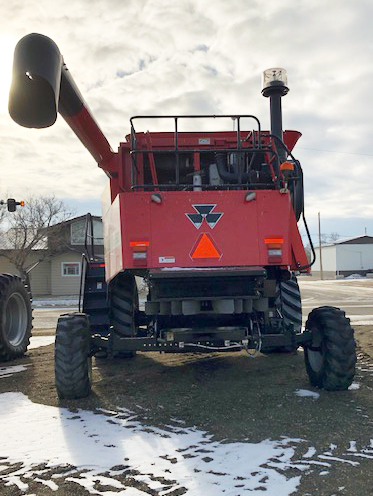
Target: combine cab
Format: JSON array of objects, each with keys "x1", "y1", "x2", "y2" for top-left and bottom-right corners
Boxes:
[{"x1": 9, "y1": 34, "x2": 356, "y2": 398}]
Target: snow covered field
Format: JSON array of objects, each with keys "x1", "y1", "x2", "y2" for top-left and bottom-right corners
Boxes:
[
  {"x1": 0, "y1": 340, "x2": 372, "y2": 496},
  {"x1": 1, "y1": 280, "x2": 373, "y2": 494},
  {"x1": 0, "y1": 388, "x2": 372, "y2": 496},
  {"x1": 0, "y1": 392, "x2": 302, "y2": 495},
  {"x1": 28, "y1": 336, "x2": 55, "y2": 349},
  {"x1": 299, "y1": 278, "x2": 373, "y2": 325}
]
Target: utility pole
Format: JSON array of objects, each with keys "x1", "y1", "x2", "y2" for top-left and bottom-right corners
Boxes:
[{"x1": 318, "y1": 212, "x2": 324, "y2": 280}]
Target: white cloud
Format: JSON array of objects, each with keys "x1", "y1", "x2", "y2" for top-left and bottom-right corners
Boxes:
[{"x1": 1, "y1": 0, "x2": 373, "y2": 233}]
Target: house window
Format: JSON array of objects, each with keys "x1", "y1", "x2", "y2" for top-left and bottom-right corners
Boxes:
[
  {"x1": 71, "y1": 219, "x2": 104, "y2": 246},
  {"x1": 61, "y1": 262, "x2": 80, "y2": 277},
  {"x1": 70, "y1": 221, "x2": 86, "y2": 245}
]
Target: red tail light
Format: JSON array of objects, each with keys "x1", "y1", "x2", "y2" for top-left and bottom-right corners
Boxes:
[
  {"x1": 130, "y1": 241, "x2": 149, "y2": 266},
  {"x1": 264, "y1": 238, "x2": 283, "y2": 263}
]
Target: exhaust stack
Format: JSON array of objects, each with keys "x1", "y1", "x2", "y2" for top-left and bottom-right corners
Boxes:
[
  {"x1": 262, "y1": 68, "x2": 289, "y2": 162},
  {"x1": 9, "y1": 33, "x2": 115, "y2": 172}
]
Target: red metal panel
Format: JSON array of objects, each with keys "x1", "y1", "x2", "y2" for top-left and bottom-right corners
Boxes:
[
  {"x1": 120, "y1": 194, "x2": 151, "y2": 272},
  {"x1": 113, "y1": 190, "x2": 305, "y2": 272}
]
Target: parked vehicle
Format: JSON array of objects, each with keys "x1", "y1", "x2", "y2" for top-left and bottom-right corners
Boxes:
[
  {"x1": 9, "y1": 34, "x2": 356, "y2": 397},
  {"x1": 0, "y1": 199, "x2": 32, "y2": 361}
]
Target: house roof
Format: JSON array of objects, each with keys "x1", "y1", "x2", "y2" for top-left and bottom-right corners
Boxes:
[
  {"x1": 336, "y1": 235, "x2": 373, "y2": 245},
  {"x1": 315, "y1": 235, "x2": 373, "y2": 249},
  {"x1": 51, "y1": 214, "x2": 102, "y2": 229},
  {"x1": 0, "y1": 214, "x2": 102, "y2": 251}
]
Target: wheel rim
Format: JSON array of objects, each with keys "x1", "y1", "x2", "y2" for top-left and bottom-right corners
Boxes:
[
  {"x1": 5, "y1": 292, "x2": 28, "y2": 346},
  {"x1": 307, "y1": 348, "x2": 324, "y2": 373}
]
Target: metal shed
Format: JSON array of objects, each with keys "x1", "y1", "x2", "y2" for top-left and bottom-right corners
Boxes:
[{"x1": 313, "y1": 235, "x2": 373, "y2": 279}]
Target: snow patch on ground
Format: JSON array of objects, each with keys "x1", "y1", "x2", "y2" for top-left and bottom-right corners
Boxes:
[
  {"x1": 0, "y1": 392, "x2": 305, "y2": 495},
  {"x1": 0, "y1": 365, "x2": 29, "y2": 379},
  {"x1": 1, "y1": 393, "x2": 372, "y2": 493},
  {"x1": 295, "y1": 389, "x2": 320, "y2": 399},
  {"x1": 32, "y1": 298, "x2": 78, "y2": 308},
  {"x1": 28, "y1": 336, "x2": 55, "y2": 350},
  {"x1": 348, "y1": 383, "x2": 360, "y2": 390}
]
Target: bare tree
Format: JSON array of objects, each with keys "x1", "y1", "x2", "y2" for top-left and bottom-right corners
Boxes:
[
  {"x1": 318, "y1": 232, "x2": 340, "y2": 245},
  {"x1": 0, "y1": 205, "x2": 6, "y2": 226},
  {"x1": 1, "y1": 196, "x2": 74, "y2": 283},
  {"x1": 0, "y1": 193, "x2": 12, "y2": 225},
  {"x1": 320, "y1": 233, "x2": 329, "y2": 245},
  {"x1": 328, "y1": 232, "x2": 340, "y2": 243}
]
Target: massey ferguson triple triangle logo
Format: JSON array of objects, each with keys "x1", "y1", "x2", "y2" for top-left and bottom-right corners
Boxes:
[{"x1": 186, "y1": 204, "x2": 223, "y2": 229}]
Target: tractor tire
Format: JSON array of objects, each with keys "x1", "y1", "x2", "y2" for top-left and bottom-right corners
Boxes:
[
  {"x1": 304, "y1": 306, "x2": 356, "y2": 391},
  {"x1": 109, "y1": 274, "x2": 139, "y2": 357},
  {"x1": 55, "y1": 313, "x2": 92, "y2": 399},
  {"x1": 0, "y1": 274, "x2": 32, "y2": 362},
  {"x1": 110, "y1": 274, "x2": 138, "y2": 337},
  {"x1": 262, "y1": 276, "x2": 302, "y2": 354},
  {"x1": 275, "y1": 276, "x2": 302, "y2": 333}
]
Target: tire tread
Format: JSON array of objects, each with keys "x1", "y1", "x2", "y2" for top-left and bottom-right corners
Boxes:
[
  {"x1": 0, "y1": 274, "x2": 32, "y2": 362},
  {"x1": 305, "y1": 306, "x2": 356, "y2": 390},
  {"x1": 54, "y1": 313, "x2": 92, "y2": 399}
]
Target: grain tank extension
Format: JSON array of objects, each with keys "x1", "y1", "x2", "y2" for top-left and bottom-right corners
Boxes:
[{"x1": 9, "y1": 34, "x2": 356, "y2": 398}]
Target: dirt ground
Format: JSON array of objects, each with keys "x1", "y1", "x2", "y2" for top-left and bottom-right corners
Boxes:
[
  {"x1": 2, "y1": 280, "x2": 373, "y2": 495},
  {"x1": 1, "y1": 323, "x2": 373, "y2": 495},
  {"x1": 354, "y1": 325, "x2": 373, "y2": 359}
]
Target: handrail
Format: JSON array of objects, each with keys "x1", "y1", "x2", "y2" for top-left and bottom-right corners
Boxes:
[
  {"x1": 130, "y1": 115, "x2": 263, "y2": 187},
  {"x1": 84, "y1": 213, "x2": 95, "y2": 261},
  {"x1": 130, "y1": 114, "x2": 262, "y2": 134},
  {"x1": 78, "y1": 253, "x2": 88, "y2": 312}
]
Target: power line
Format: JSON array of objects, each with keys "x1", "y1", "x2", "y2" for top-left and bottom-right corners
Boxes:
[{"x1": 297, "y1": 147, "x2": 373, "y2": 158}]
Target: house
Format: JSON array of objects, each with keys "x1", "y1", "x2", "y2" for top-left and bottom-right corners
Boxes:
[
  {"x1": 313, "y1": 235, "x2": 373, "y2": 279},
  {"x1": 0, "y1": 215, "x2": 103, "y2": 296}
]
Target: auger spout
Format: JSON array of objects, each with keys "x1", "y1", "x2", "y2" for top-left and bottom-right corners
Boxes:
[{"x1": 9, "y1": 33, "x2": 116, "y2": 173}]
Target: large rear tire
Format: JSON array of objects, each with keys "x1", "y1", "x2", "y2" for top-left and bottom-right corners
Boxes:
[
  {"x1": 55, "y1": 313, "x2": 92, "y2": 399},
  {"x1": 110, "y1": 274, "x2": 138, "y2": 337},
  {"x1": 275, "y1": 276, "x2": 302, "y2": 333},
  {"x1": 109, "y1": 274, "x2": 138, "y2": 357},
  {"x1": 263, "y1": 276, "x2": 302, "y2": 354},
  {"x1": 0, "y1": 274, "x2": 32, "y2": 362},
  {"x1": 304, "y1": 306, "x2": 356, "y2": 390}
]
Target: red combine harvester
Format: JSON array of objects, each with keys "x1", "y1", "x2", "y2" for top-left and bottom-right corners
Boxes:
[{"x1": 9, "y1": 34, "x2": 356, "y2": 398}]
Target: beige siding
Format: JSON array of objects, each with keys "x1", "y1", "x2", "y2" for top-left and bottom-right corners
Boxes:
[
  {"x1": 0, "y1": 253, "x2": 50, "y2": 296},
  {"x1": 0, "y1": 217, "x2": 103, "y2": 296},
  {"x1": 51, "y1": 252, "x2": 82, "y2": 296},
  {"x1": 29, "y1": 260, "x2": 51, "y2": 295}
]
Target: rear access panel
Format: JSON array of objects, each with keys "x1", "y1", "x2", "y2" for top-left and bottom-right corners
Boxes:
[{"x1": 119, "y1": 189, "x2": 296, "y2": 270}]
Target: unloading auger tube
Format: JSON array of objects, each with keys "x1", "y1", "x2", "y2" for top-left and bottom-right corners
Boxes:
[{"x1": 8, "y1": 33, "x2": 116, "y2": 177}]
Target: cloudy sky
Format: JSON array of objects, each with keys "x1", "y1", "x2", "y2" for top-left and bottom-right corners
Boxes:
[{"x1": 1, "y1": 0, "x2": 373, "y2": 241}]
